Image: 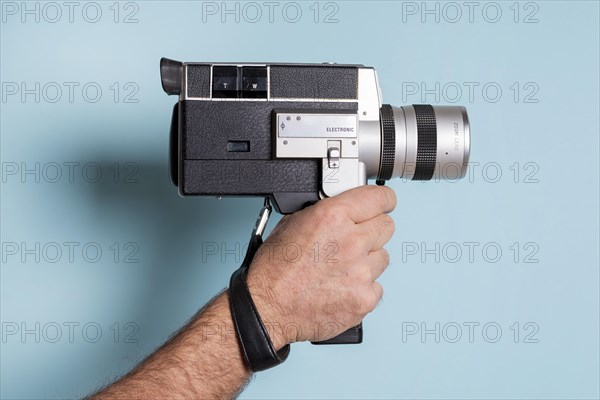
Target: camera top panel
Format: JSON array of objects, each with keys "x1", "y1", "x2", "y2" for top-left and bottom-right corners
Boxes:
[{"x1": 184, "y1": 63, "x2": 362, "y2": 101}]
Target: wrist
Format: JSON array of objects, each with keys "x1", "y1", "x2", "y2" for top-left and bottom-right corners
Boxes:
[{"x1": 247, "y1": 283, "x2": 290, "y2": 350}]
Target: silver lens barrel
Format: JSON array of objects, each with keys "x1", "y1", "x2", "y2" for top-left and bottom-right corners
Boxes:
[{"x1": 377, "y1": 104, "x2": 470, "y2": 181}]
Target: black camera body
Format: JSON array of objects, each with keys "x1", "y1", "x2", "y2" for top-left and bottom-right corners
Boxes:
[
  {"x1": 161, "y1": 58, "x2": 470, "y2": 214},
  {"x1": 162, "y1": 58, "x2": 380, "y2": 214}
]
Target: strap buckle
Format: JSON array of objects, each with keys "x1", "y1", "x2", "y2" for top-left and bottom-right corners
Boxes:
[{"x1": 252, "y1": 198, "x2": 271, "y2": 238}]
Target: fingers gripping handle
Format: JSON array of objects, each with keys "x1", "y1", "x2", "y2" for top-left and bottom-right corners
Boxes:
[{"x1": 243, "y1": 198, "x2": 363, "y2": 346}]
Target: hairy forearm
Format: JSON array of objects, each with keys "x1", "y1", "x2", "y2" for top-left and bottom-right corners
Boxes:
[
  {"x1": 90, "y1": 187, "x2": 396, "y2": 399},
  {"x1": 91, "y1": 291, "x2": 251, "y2": 400}
]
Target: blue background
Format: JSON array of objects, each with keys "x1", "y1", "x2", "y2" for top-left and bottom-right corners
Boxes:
[{"x1": 1, "y1": 1, "x2": 599, "y2": 399}]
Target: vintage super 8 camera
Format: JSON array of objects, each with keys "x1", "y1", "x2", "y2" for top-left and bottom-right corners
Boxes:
[
  {"x1": 160, "y1": 58, "x2": 470, "y2": 214},
  {"x1": 160, "y1": 58, "x2": 471, "y2": 347}
]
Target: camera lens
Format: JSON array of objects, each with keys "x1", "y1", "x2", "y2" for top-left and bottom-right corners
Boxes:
[{"x1": 377, "y1": 104, "x2": 470, "y2": 181}]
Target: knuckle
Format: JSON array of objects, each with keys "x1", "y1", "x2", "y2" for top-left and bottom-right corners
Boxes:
[
  {"x1": 368, "y1": 295, "x2": 380, "y2": 313},
  {"x1": 381, "y1": 187, "x2": 397, "y2": 209},
  {"x1": 351, "y1": 286, "x2": 379, "y2": 316},
  {"x1": 356, "y1": 266, "x2": 372, "y2": 283},
  {"x1": 388, "y1": 216, "x2": 396, "y2": 235},
  {"x1": 383, "y1": 212, "x2": 395, "y2": 227},
  {"x1": 379, "y1": 213, "x2": 395, "y2": 232},
  {"x1": 356, "y1": 294, "x2": 372, "y2": 316},
  {"x1": 354, "y1": 230, "x2": 371, "y2": 249},
  {"x1": 315, "y1": 201, "x2": 347, "y2": 227},
  {"x1": 388, "y1": 188, "x2": 397, "y2": 208},
  {"x1": 310, "y1": 203, "x2": 329, "y2": 221},
  {"x1": 369, "y1": 284, "x2": 383, "y2": 311},
  {"x1": 347, "y1": 290, "x2": 365, "y2": 315},
  {"x1": 330, "y1": 202, "x2": 352, "y2": 221},
  {"x1": 338, "y1": 234, "x2": 365, "y2": 258},
  {"x1": 376, "y1": 215, "x2": 395, "y2": 245},
  {"x1": 381, "y1": 249, "x2": 390, "y2": 266},
  {"x1": 371, "y1": 187, "x2": 389, "y2": 211},
  {"x1": 374, "y1": 214, "x2": 387, "y2": 231}
]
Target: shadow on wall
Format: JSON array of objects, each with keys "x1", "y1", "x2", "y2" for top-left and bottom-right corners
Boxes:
[
  {"x1": 86, "y1": 156, "x2": 262, "y2": 296},
  {"x1": 78, "y1": 158, "x2": 262, "y2": 391}
]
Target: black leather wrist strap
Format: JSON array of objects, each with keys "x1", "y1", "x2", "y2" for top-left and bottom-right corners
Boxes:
[{"x1": 228, "y1": 201, "x2": 291, "y2": 372}]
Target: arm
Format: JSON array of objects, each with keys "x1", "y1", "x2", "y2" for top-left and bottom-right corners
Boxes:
[
  {"x1": 90, "y1": 291, "x2": 255, "y2": 399},
  {"x1": 91, "y1": 185, "x2": 396, "y2": 399}
]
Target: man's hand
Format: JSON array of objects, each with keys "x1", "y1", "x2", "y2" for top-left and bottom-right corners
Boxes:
[
  {"x1": 90, "y1": 185, "x2": 396, "y2": 399},
  {"x1": 248, "y1": 185, "x2": 396, "y2": 348}
]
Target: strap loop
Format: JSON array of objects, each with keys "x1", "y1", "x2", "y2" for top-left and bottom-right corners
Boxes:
[{"x1": 228, "y1": 199, "x2": 291, "y2": 372}]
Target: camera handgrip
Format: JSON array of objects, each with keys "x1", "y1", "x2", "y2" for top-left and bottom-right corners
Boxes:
[
  {"x1": 240, "y1": 199, "x2": 363, "y2": 350},
  {"x1": 311, "y1": 323, "x2": 363, "y2": 345}
]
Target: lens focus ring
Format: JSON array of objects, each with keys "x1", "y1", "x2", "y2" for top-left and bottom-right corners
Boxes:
[
  {"x1": 413, "y1": 104, "x2": 437, "y2": 180},
  {"x1": 378, "y1": 104, "x2": 396, "y2": 181}
]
